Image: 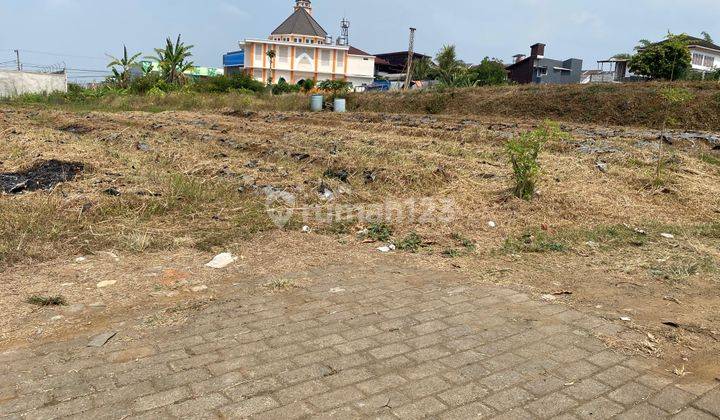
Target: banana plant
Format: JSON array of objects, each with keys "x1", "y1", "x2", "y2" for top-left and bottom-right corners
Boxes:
[
  {"x1": 147, "y1": 35, "x2": 195, "y2": 85},
  {"x1": 107, "y1": 45, "x2": 142, "y2": 88}
]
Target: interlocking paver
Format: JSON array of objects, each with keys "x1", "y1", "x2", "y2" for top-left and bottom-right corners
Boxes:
[
  {"x1": 525, "y1": 392, "x2": 578, "y2": 418},
  {"x1": 694, "y1": 388, "x2": 720, "y2": 417},
  {"x1": 0, "y1": 264, "x2": 711, "y2": 419},
  {"x1": 576, "y1": 397, "x2": 624, "y2": 419}
]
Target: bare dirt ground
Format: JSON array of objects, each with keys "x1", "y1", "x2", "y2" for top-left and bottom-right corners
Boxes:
[{"x1": 1, "y1": 107, "x2": 719, "y2": 382}]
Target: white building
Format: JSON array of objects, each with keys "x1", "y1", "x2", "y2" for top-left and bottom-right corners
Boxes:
[
  {"x1": 687, "y1": 36, "x2": 720, "y2": 74},
  {"x1": 229, "y1": 0, "x2": 375, "y2": 88}
]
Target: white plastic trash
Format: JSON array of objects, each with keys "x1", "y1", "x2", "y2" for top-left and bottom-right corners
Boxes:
[{"x1": 206, "y1": 253, "x2": 238, "y2": 269}]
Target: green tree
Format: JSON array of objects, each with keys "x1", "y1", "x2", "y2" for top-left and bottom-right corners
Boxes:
[
  {"x1": 467, "y1": 57, "x2": 507, "y2": 86},
  {"x1": 107, "y1": 45, "x2": 141, "y2": 88},
  {"x1": 634, "y1": 39, "x2": 653, "y2": 51},
  {"x1": 434, "y1": 45, "x2": 470, "y2": 87},
  {"x1": 701, "y1": 31, "x2": 714, "y2": 44},
  {"x1": 411, "y1": 56, "x2": 434, "y2": 81},
  {"x1": 629, "y1": 33, "x2": 691, "y2": 80},
  {"x1": 148, "y1": 35, "x2": 195, "y2": 85},
  {"x1": 611, "y1": 53, "x2": 632, "y2": 60}
]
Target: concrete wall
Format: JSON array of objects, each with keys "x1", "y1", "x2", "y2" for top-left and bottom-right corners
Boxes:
[
  {"x1": 0, "y1": 70, "x2": 67, "y2": 98},
  {"x1": 534, "y1": 58, "x2": 583, "y2": 84}
]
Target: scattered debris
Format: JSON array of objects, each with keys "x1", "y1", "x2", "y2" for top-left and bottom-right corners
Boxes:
[
  {"x1": 87, "y1": 331, "x2": 117, "y2": 348},
  {"x1": 290, "y1": 152, "x2": 310, "y2": 161},
  {"x1": 595, "y1": 161, "x2": 609, "y2": 173},
  {"x1": 329, "y1": 287, "x2": 346, "y2": 294},
  {"x1": 634, "y1": 228, "x2": 647, "y2": 235},
  {"x1": 620, "y1": 316, "x2": 632, "y2": 322},
  {"x1": 672, "y1": 365, "x2": 690, "y2": 377},
  {"x1": 363, "y1": 170, "x2": 377, "y2": 184},
  {"x1": 324, "y1": 169, "x2": 350, "y2": 183},
  {"x1": 75, "y1": 257, "x2": 87, "y2": 263},
  {"x1": 103, "y1": 188, "x2": 121, "y2": 196},
  {"x1": 191, "y1": 285, "x2": 208, "y2": 292},
  {"x1": 577, "y1": 141, "x2": 621, "y2": 154},
  {"x1": 50, "y1": 315, "x2": 64, "y2": 322},
  {"x1": 377, "y1": 244, "x2": 396, "y2": 253},
  {"x1": 302, "y1": 226, "x2": 312, "y2": 233},
  {"x1": 488, "y1": 221, "x2": 497, "y2": 228},
  {"x1": 59, "y1": 124, "x2": 92, "y2": 134},
  {"x1": 205, "y1": 253, "x2": 238, "y2": 269},
  {"x1": 318, "y1": 186, "x2": 335, "y2": 200},
  {"x1": 541, "y1": 294, "x2": 557, "y2": 302},
  {"x1": 136, "y1": 142, "x2": 151, "y2": 152},
  {"x1": 96, "y1": 280, "x2": 117, "y2": 288},
  {"x1": 0, "y1": 160, "x2": 84, "y2": 194}
]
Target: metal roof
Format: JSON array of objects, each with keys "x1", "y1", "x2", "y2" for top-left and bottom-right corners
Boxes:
[{"x1": 271, "y1": 8, "x2": 328, "y2": 37}]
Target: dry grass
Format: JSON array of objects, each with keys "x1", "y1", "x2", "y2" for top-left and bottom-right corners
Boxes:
[
  {"x1": 1, "y1": 105, "x2": 720, "y2": 366},
  {"x1": 6, "y1": 82, "x2": 720, "y2": 131}
]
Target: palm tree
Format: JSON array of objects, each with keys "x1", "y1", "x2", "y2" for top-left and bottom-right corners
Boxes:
[
  {"x1": 266, "y1": 50, "x2": 276, "y2": 85},
  {"x1": 148, "y1": 35, "x2": 194, "y2": 85},
  {"x1": 107, "y1": 45, "x2": 141, "y2": 88},
  {"x1": 701, "y1": 31, "x2": 714, "y2": 44},
  {"x1": 434, "y1": 45, "x2": 469, "y2": 86},
  {"x1": 412, "y1": 56, "x2": 433, "y2": 81}
]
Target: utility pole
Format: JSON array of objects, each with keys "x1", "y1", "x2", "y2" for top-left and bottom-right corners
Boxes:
[
  {"x1": 403, "y1": 28, "x2": 416, "y2": 91},
  {"x1": 14, "y1": 49, "x2": 21, "y2": 71}
]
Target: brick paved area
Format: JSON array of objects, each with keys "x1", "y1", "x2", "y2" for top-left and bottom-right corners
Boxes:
[{"x1": 1, "y1": 265, "x2": 718, "y2": 419}]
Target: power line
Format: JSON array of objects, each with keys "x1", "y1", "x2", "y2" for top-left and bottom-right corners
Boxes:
[{"x1": 2, "y1": 49, "x2": 107, "y2": 61}]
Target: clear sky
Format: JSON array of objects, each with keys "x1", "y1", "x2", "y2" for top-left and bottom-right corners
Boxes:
[{"x1": 1, "y1": 0, "x2": 718, "y2": 82}]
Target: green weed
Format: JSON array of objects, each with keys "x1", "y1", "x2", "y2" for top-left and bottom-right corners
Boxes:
[
  {"x1": 367, "y1": 221, "x2": 393, "y2": 242},
  {"x1": 503, "y1": 230, "x2": 566, "y2": 253},
  {"x1": 700, "y1": 153, "x2": 720, "y2": 167},
  {"x1": 396, "y1": 232, "x2": 423, "y2": 253},
  {"x1": 26, "y1": 295, "x2": 67, "y2": 306}
]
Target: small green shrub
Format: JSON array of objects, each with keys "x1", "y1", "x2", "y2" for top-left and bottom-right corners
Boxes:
[
  {"x1": 451, "y1": 233, "x2": 476, "y2": 252},
  {"x1": 396, "y1": 232, "x2": 423, "y2": 253},
  {"x1": 442, "y1": 249, "x2": 461, "y2": 258},
  {"x1": 272, "y1": 79, "x2": 302, "y2": 95},
  {"x1": 367, "y1": 221, "x2": 393, "y2": 242},
  {"x1": 503, "y1": 231, "x2": 566, "y2": 253},
  {"x1": 507, "y1": 121, "x2": 566, "y2": 200},
  {"x1": 317, "y1": 80, "x2": 351, "y2": 98},
  {"x1": 27, "y1": 295, "x2": 67, "y2": 306},
  {"x1": 301, "y1": 79, "x2": 316, "y2": 93}
]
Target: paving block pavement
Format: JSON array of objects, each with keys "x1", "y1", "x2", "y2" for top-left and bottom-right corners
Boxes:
[{"x1": 0, "y1": 265, "x2": 717, "y2": 419}]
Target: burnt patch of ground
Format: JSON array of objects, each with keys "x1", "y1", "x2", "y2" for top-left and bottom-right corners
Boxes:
[{"x1": 0, "y1": 160, "x2": 84, "y2": 194}]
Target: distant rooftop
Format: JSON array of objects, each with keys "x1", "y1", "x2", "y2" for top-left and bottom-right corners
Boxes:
[{"x1": 272, "y1": 7, "x2": 327, "y2": 38}]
